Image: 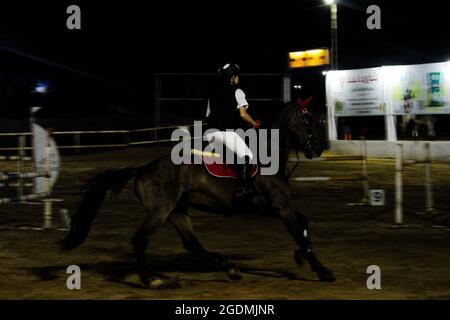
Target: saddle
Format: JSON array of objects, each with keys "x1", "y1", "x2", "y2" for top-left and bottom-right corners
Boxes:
[{"x1": 191, "y1": 149, "x2": 258, "y2": 179}]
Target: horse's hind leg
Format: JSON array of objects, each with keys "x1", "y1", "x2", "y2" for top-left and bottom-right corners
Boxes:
[
  {"x1": 279, "y1": 207, "x2": 335, "y2": 282},
  {"x1": 168, "y1": 209, "x2": 242, "y2": 280}
]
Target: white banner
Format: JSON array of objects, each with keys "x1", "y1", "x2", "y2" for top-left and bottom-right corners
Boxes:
[
  {"x1": 32, "y1": 124, "x2": 60, "y2": 194},
  {"x1": 326, "y1": 67, "x2": 386, "y2": 117},
  {"x1": 326, "y1": 61, "x2": 450, "y2": 117},
  {"x1": 383, "y1": 62, "x2": 450, "y2": 115}
]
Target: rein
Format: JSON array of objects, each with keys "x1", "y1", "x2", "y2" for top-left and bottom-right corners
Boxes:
[
  {"x1": 286, "y1": 149, "x2": 300, "y2": 178},
  {"x1": 283, "y1": 105, "x2": 313, "y2": 178}
]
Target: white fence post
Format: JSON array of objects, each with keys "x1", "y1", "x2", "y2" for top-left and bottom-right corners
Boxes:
[
  {"x1": 282, "y1": 74, "x2": 291, "y2": 103},
  {"x1": 423, "y1": 142, "x2": 435, "y2": 214},
  {"x1": 74, "y1": 133, "x2": 81, "y2": 154},
  {"x1": 17, "y1": 135, "x2": 26, "y2": 197},
  {"x1": 361, "y1": 139, "x2": 369, "y2": 204},
  {"x1": 395, "y1": 143, "x2": 403, "y2": 225}
]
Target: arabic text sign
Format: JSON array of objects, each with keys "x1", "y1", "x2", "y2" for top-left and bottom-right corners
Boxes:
[{"x1": 326, "y1": 67, "x2": 386, "y2": 117}]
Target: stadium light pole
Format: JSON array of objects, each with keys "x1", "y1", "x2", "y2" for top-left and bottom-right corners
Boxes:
[{"x1": 324, "y1": 0, "x2": 338, "y2": 70}]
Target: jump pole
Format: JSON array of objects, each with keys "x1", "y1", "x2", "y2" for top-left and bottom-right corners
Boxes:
[
  {"x1": 0, "y1": 192, "x2": 51, "y2": 205},
  {"x1": 290, "y1": 175, "x2": 365, "y2": 182},
  {"x1": 0, "y1": 182, "x2": 33, "y2": 188},
  {"x1": 0, "y1": 171, "x2": 49, "y2": 181}
]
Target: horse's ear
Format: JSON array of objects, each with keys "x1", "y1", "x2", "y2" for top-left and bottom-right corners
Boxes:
[
  {"x1": 297, "y1": 96, "x2": 313, "y2": 110},
  {"x1": 303, "y1": 96, "x2": 313, "y2": 107}
]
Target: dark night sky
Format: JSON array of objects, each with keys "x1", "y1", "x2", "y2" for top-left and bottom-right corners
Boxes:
[
  {"x1": 0, "y1": 0, "x2": 449, "y2": 115},
  {"x1": 2, "y1": 1, "x2": 449, "y2": 76}
]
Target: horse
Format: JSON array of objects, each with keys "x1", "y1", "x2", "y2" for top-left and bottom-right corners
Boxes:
[
  {"x1": 61, "y1": 101, "x2": 335, "y2": 288},
  {"x1": 400, "y1": 114, "x2": 436, "y2": 140}
]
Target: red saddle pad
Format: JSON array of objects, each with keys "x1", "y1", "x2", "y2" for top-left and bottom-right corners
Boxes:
[{"x1": 203, "y1": 157, "x2": 258, "y2": 179}]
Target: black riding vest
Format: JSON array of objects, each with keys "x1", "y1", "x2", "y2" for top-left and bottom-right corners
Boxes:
[{"x1": 206, "y1": 82, "x2": 245, "y2": 131}]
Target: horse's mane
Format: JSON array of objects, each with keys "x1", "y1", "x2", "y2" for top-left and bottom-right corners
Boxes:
[{"x1": 270, "y1": 101, "x2": 296, "y2": 130}]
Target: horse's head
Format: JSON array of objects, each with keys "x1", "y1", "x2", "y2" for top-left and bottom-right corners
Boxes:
[{"x1": 284, "y1": 100, "x2": 327, "y2": 159}]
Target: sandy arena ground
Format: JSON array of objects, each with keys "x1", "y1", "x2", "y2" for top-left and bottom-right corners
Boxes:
[{"x1": 1, "y1": 146, "x2": 449, "y2": 299}]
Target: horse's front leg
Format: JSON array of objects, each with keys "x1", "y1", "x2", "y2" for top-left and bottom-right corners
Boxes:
[{"x1": 278, "y1": 207, "x2": 336, "y2": 282}]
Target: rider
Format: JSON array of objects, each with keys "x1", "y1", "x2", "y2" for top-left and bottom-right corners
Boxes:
[{"x1": 205, "y1": 63, "x2": 260, "y2": 201}]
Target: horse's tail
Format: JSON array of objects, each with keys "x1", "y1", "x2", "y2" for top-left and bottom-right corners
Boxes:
[{"x1": 61, "y1": 167, "x2": 138, "y2": 251}]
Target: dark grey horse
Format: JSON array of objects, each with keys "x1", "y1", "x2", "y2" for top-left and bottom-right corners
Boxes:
[{"x1": 61, "y1": 102, "x2": 335, "y2": 288}]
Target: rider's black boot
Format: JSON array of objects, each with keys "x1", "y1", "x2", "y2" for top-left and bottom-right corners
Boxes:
[{"x1": 234, "y1": 156, "x2": 253, "y2": 202}]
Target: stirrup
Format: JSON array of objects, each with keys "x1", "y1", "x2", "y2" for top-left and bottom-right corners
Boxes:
[{"x1": 234, "y1": 185, "x2": 254, "y2": 201}]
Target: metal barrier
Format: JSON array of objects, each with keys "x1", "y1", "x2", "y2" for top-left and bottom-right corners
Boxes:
[
  {"x1": 0, "y1": 135, "x2": 29, "y2": 197},
  {"x1": 0, "y1": 123, "x2": 199, "y2": 230},
  {"x1": 0, "y1": 131, "x2": 56, "y2": 230},
  {"x1": 0, "y1": 123, "x2": 196, "y2": 153}
]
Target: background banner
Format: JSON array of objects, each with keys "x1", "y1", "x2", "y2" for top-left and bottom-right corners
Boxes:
[
  {"x1": 326, "y1": 61, "x2": 450, "y2": 117},
  {"x1": 326, "y1": 67, "x2": 385, "y2": 117},
  {"x1": 383, "y1": 62, "x2": 450, "y2": 115}
]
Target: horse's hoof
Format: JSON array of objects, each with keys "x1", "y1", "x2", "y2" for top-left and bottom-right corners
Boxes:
[
  {"x1": 213, "y1": 257, "x2": 229, "y2": 268},
  {"x1": 149, "y1": 278, "x2": 165, "y2": 289},
  {"x1": 149, "y1": 277, "x2": 181, "y2": 289},
  {"x1": 227, "y1": 267, "x2": 242, "y2": 281},
  {"x1": 140, "y1": 276, "x2": 150, "y2": 288},
  {"x1": 318, "y1": 269, "x2": 336, "y2": 282}
]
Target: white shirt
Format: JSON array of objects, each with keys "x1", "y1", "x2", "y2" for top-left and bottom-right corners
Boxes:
[{"x1": 235, "y1": 89, "x2": 249, "y2": 109}]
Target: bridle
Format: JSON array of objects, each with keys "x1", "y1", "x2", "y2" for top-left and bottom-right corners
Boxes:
[{"x1": 285, "y1": 105, "x2": 314, "y2": 178}]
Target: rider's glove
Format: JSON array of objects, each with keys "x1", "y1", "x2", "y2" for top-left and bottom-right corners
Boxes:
[{"x1": 253, "y1": 120, "x2": 261, "y2": 129}]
